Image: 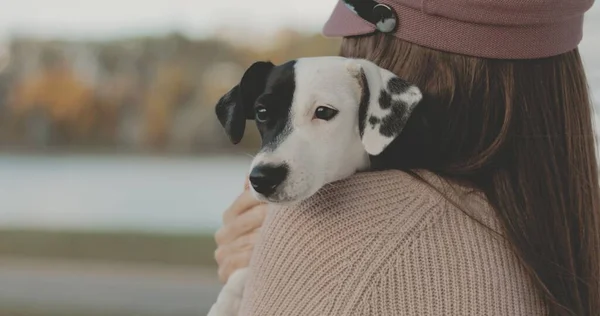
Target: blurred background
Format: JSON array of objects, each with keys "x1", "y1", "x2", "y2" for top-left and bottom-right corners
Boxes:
[{"x1": 0, "y1": 1, "x2": 597, "y2": 315}]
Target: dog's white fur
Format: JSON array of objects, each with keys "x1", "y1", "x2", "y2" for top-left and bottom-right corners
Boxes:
[
  {"x1": 207, "y1": 269, "x2": 249, "y2": 316},
  {"x1": 250, "y1": 57, "x2": 370, "y2": 203},
  {"x1": 249, "y1": 57, "x2": 420, "y2": 204},
  {"x1": 208, "y1": 57, "x2": 422, "y2": 316}
]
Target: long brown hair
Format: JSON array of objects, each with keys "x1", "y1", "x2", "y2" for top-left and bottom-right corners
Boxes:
[{"x1": 340, "y1": 33, "x2": 600, "y2": 315}]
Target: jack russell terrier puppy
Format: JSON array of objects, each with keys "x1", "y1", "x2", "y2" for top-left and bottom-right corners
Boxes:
[{"x1": 208, "y1": 56, "x2": 423, "y2": 316}]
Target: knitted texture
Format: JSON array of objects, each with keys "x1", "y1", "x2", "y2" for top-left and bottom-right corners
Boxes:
[{"x1": 239, "y1": 170, "x2": 547, "y2": 315}]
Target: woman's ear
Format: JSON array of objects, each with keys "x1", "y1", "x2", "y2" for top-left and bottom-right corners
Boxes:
[
  {"x1": 346, "y1": 59, "x2": 422, "y2": 156},
  {"x1": 215, "y1": 61, "x2": 275, "y2": 144}
]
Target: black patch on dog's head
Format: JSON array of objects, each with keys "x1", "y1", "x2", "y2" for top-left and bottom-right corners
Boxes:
[
  {"x1": 379, "y1": 100, "x2": 409, "y2": 137},
  {"x1": 254, "y1": 60, "x2": 297, "y2": 151},
  {"x1": 377, "y1": 77, "x2": 413, "y2": 138},
  {"x1": 387, "y1": 77, "x2": 410, "y2": 94},
  {"x1": 375, "y1": 80, "x2": 414, "y2": 138},
  {"x1": 378, "y1": 90, "x2": 392, "y2": 109},
  {"x1": 368, "y1": 116, "x2": 380, "y2": 127},
  {"x1": 215, "y1": 61, "x2": 275, "y2": 144},
  {"x1": 214, "y1": 60, "x2": 298, "y2": 149}
]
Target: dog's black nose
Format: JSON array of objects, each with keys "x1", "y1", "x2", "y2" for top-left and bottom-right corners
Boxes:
[{"x1": 249, "y1": 164, "x2": 288, "y2": 196}]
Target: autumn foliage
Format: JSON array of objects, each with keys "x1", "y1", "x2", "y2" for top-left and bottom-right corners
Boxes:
[{"x1": 0, "y1": 31, "x2": 340, "y2": 153}]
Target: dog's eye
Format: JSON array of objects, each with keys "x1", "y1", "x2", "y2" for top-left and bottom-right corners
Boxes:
[
  {"x1": 255, "y1": 106, "x2": 268, "y2": 122},
  {"x1": 314, "y1": 106, "x2": 338, "y2": 121}
]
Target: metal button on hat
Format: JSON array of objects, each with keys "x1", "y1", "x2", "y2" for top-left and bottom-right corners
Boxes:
[
  {"x1": 342, "y1": 0, "x2": 397, "y2": 34},
  {"x1": 372, "y1": 4, "x2": 397, "y2": 33}
]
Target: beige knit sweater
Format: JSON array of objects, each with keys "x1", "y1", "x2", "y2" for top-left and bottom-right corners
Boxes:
[{"x1": 239, "y1": 170, "x2": 548, "y2": 315}]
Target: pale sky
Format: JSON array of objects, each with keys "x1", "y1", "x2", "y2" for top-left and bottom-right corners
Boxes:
[{"x1": 0, "y1": 0, "x2": 337, "y2": 40}]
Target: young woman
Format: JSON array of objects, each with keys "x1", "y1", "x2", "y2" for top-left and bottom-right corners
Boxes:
[{"x1": 214, "y1": 0, "x2": 599, "y2": 314}]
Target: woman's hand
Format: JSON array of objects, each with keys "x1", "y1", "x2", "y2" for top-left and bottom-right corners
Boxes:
[{"x1": 214, "y1": 179, "x2": 268, "y2": 283}]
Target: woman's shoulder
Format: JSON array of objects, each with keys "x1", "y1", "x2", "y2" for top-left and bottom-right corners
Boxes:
[
  {"x1": 282, "y1": 169, "x2": 492, "y2": 231},
  {"x1": 298, "y1": 169, "x2": 450, "y2": 212},
  {"x1": 334, "y1": 171, "x2": 547, "y2": 315},
  {"x1": 269, "y1": 169, "x2": 451, "y2": 239},
  {"x1": 320, "y1": 168, "x2": 448, "y2": 203},
  {"x1": 266, "y1": 169, "x2": 492, "y2": 240},
  {"x1": 358, "y1": 172, "x2": 547, "y2": 315},
  {"x1": 306, "y1": 168, "x2": 475, "y2": 210},
  {"x1": 242, "y1": 170, "x2": 546, "y2": 314},
  {"x1": 242, "y1": 170, "x2": 452, "y2": 314}
]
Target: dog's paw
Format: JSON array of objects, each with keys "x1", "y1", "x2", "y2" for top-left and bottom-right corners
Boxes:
[{"x1": 207, "y1": 268, "x2": 250, "y2": 316}]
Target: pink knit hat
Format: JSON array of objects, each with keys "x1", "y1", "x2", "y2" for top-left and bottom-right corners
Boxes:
[{"x1": 323, "y1": 0, "x2": 595, "y2": 59}]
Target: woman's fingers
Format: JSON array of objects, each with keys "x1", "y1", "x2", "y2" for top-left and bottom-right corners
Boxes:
[
  {"x1": 214, "y1": 228, "x2": 260, "y2": 266},
  {"x1": 215, "y1": 203, "x2": 268, "y2": 246},
  {"x1": 222, "y1": 190, "x2": 263, "y2": 225},
  {"x1": 213, "y1": 175, "x2": 267, "y2": 284}
]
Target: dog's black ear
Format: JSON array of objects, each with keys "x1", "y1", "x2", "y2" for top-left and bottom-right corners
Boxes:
[
  {"x1": 215, "y1": 61, "x2": 274, "y2": 144},
  {"x1": 346, "y1": 59, "x2": 423, "y2": 155}
]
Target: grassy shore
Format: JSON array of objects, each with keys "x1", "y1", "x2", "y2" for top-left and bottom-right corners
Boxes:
[{"x1": 0, "y1": 229, "x2": 217, "y2": 267}]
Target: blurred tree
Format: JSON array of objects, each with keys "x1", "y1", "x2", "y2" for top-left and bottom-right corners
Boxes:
[
  {"x1": 143, "y1": 62, "x2": 196, "y2": 150},
  {"x1": 10, "y1": 61, "x2": 95, "y2": 145},
  {"x1": 1, "y1": 31, "x2": 342, "y2": 154}
]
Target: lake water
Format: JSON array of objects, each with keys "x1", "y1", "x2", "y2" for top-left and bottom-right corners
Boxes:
[
  {"x1": 0, "y1": 83, "x2": 599, "y2": 235},
  {"x1": 0, "y1": 154, "x2": 252, "y2": 234}
]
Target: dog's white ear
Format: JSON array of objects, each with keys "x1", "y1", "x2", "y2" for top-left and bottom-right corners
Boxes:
[{"x1": 346, "y1": 59, "x2": 422, "y2": 156}]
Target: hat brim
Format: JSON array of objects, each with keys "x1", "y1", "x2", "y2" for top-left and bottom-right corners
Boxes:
[{"x1": 322, "y1": 0, "x2": 376, "y2": 37}]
